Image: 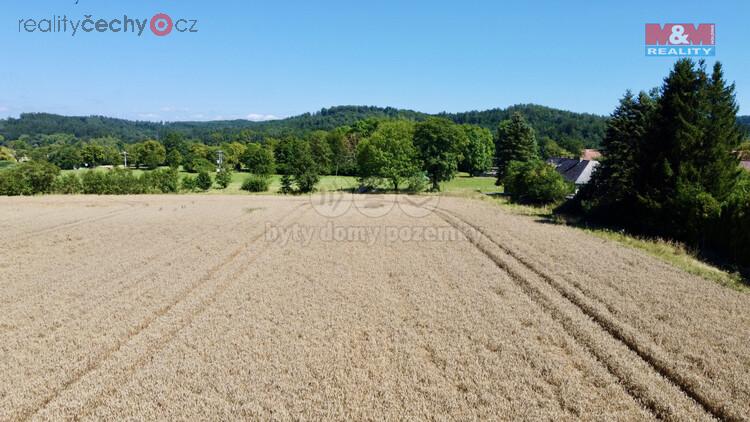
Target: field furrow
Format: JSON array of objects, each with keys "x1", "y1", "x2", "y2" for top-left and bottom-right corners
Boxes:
[{"x1": 0, "y1": 195, "x2": 747, "y2": 421}]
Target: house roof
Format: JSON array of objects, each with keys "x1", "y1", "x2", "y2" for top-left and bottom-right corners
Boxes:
[
  {"x1": 547, "y1": 158, "x2": 599, "y2": 185},
  {"x1": 581, "y1": 149, "x2": 602, "y2": 161}
]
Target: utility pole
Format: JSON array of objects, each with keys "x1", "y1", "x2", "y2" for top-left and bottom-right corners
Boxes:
[
  {"x1": 216, "y1": 149, "x2": 224, "y2": 172},
  {"x1": 121, "y1": 150, "x2": 128, "y2": 168}
]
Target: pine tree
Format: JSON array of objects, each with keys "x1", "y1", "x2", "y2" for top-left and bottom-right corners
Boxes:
[
  {"x1": 579, "y1": 90, "x2": 655, "y2": 224},
  {"x1": 702, "y1": 62, "x2": 743, "y2": 201},
  {"x1": 495, "y1": 112, "x2": 539, "y2": 182}
]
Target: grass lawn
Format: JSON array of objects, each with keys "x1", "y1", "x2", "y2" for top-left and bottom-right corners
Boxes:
[
  {"x1": 440, "y1": 174, "x2": 501, "y2": 195},
  {"x1": 61, "y1": 168, "x2": 359, "y2": 195},
  {"x1": 61, "y1": 168, "x2": 497, "y2": 196}
]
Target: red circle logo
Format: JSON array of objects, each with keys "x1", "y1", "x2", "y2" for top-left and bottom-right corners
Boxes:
[{"x1": 150, "y1": 13, "x2": 173, "y2": 36}]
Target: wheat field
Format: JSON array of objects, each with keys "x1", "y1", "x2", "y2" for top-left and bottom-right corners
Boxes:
[{"x1": 0, "y1": 194, "x2": 748, "y2": 421}]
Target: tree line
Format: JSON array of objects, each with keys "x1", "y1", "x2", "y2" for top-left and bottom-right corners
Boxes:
[
  {"x1": 0, "y1": 104, "x2": 618, "y2": 147},
  {"x1": 575, "y1": 59, "x2": 750, "y2": 268}
]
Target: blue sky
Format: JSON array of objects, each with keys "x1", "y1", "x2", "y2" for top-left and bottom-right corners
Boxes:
[{"x1": 2, "y1": 0, "x2": 748, "y2": 121}]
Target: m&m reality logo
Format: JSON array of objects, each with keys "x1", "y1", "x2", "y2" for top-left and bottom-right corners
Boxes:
[{"x1": 645, "y1": 24, "x2": 715, "y2": 57}]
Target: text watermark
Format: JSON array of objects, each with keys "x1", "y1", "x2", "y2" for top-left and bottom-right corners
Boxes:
[{"x1": 18, "y1": 13, "x2": 197, "y2": 37}]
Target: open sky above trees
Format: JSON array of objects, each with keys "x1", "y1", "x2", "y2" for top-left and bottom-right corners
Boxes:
[{"x1": 2, "y1": 0, "x2": 749, "y2": 120}]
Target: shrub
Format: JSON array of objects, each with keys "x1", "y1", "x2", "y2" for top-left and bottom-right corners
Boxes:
[
  {"x1": 17, "y1": 161, "x2": 60, "y2": 194},
  {"x1": 107, "y1": 168, "x2": 145, "y2": 194},
  {"x1": 405, "y1": 172, "x2": 429, "y2": 193},
  {"x1": 0, "y1": 161, "x2": 60, "y2": 196},
  {"x1": 241, "y1": 174, "x2": 271, "y2": 192},
  {"x1": 279, "y1": 174, "x2": 293, "y2": 194},
  {"x1": 215, "y1": 169, "x2": 232, "y2": 189},
  {"x1": 503, "y1": 160, "x2": 573, "y2": 205},
  {"x1": 0, "y1": 169, "x2": 29, "y2": 195},
  {"x1": 196, "y1": 171, "x2": 213, "y2": 191},
  {"x1": 142, "y1": 168, "x2": 179, "y2": 193},
  {"x1": 81, "y1": 170, "x2": 109, "y2": 194},
  {"x1": 52, "y1": 173, "x2": 83, "y2": 194},
  {"x1": 80, "y1": 169, "x2": 145, "y2": 194},
  {"x1": 181, "y1": 175, "x2": 198, "y2": 192},
  {"x1": 295, "y1": 171, "x2": 319, "y2": 193},
  {"x1": 242, "y1": 143, "x2": 276, "y2": 176},
  {"x1": 184, "y1": 157, "x2": 214, "y2": 173}
]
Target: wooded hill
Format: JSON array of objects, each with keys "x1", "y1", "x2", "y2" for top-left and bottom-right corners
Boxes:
[
  {"x1": 0, "y1": 105, "x2": 607, "y2": 147},
  {"x1": 2, "y1": 105, "x2": 747, "y2": 148}
]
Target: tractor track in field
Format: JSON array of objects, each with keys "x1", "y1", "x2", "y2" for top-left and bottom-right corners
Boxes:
[
  {"x1": 6, "y1": 209, "x2": 255, "y2": 342},
  {"x1": 2, "y1": 205, "x2": 136, "y2": 245},
  {"x1": 19, "y1": 203, "x2": 309, "y2": 421},
  {"x1": 433, "y1": 208, "x2": 724, "y2": 422}
]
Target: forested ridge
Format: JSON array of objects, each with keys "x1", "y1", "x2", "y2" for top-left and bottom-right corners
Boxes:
[{"x1": 0, "y1": 104, "x2": 609, "y2": 146}]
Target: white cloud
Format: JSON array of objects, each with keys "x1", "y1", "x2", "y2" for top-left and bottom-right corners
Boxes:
[{"x1": 246, "y1": 113, "x2": 280, "y2": 122}]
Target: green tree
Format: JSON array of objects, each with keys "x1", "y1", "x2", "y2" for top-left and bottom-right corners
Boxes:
[
  {"x1": 291, "y1": 140, "x2": 319, "y2": 193},
  {"x1": 503, "y1": 160, "x2": 573, "y2": 204},
  {"x1": 196, "y1": 171, "x2": 213, "y2": 191},
  {"x1": 702, "y1": 62, "x2": 744, "y2": 201},
  {"x1": 81, "y1": 144, "x2": 107, "y2": 168},
  {"x1": 241, "y1": 143, "x2": 276, "y2": 176},
  {"x1": 413, "y1": 118, "x2": 467, "y2": 191},
  {"x1": 165, "y1": 148, "x2": 182, "y2": 169},
  {"x1": 539, "y1": 137, "x2": 575, "y2": 160},
  {"x1": 222, "y1": 142, "x2": 247, "y2": 170},
  {"x1": 139, "y1": 140, "x2": 167, "y2": 169},
  {"x1": 215, "y1": 168, "x2": 232, "y2": 189},
  {"x1": 327, "y1": 127, "x2": 356, "y2": 176},
  {"x1": 579, "y1": 90, "x2": 656, "y2": 226},
  {"x1": 279, "y1": 174, "x2": 293, "y2": 194},
  {"x1": 582, "y1": 59, "x2": 745, "y2": 253},
  {"x1": 495, "y1": 112, "x2": 539, "y2": 182},
  {"x1": 308, "y1": 131, "x2": 333, "y2": 175},
  {"x1": 125, "y1": 143, "x2": 144, "y2": 169},
  {"x1": 48, "y1": 145, "x2": 83, "y2": 169},
  {"x1": 460, "y1": 125, "x2": 494, "y2": 176},
  {"x1": 356, "y1": 120, "x2": 418, "y2": 191}
]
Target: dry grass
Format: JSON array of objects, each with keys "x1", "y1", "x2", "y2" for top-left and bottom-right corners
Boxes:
[{"x1": 0, "y1": 194, "x2": 747, "y2": 420}]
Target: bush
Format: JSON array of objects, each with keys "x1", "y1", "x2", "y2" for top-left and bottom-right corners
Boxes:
[
  {"x1": 503, "y1": 160, "x2": 573, "y2": 205},
  {"x1": 107, "y1": 168, "x2": 145, "y2": 194},
  {"x1": 405, "y1": 172, "x2": 429, "y2": 193},
  {"x1": 0, "y1": 169, "x2": 29, "y2": 195},
  {"x1": 81, "y1": 170, "x2": 108, "y2": 194},
  {"x1": 0, "y1": 161, "x2": 60, "y2": 196},
  {"x1": 295, "y1": 171, "x2": 319, "y2": 193},
  {"x1": 279, "y1": 174, "x2": 293, "y2": 194},
  {"x1": 181, "y1": 175, "x2": 198, "y2": 192},
  {"x1": 52, "y1": 173, "x2": 83, "y2": 194},
  {"x1": 196, "y1": 171, "x2": 213, "y2": 191},
  {"x1": 184, "y1": 157, "x2": 214, "y2": 173},
  {"x1": 241, "y1": 174, "x2": 271, "y2": 192},
  {"x1": 215, "y1": 169, "x2": 232, "y2": 189},
  {"x1": 80, "y1": 169, "x2": 145, "y2": 194},
  {"x1": 142, "y1": 168, "x2": 179, "y2": 193}
]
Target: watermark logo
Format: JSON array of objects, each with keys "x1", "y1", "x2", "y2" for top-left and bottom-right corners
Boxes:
[
  {"x1": 645, "y1": 24, "x2": 715, "y2": 56},
  {"x1": 17, "y1": 13, "x2": 197, "y2": 37}
]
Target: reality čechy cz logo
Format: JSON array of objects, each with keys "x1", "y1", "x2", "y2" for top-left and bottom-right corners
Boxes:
[
  {"x1": 17, "y1": 13, "x2": 198, "y2": 37},
  {"x1": 645, "y1": 24, "x2": 715, "y2": 57}
]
